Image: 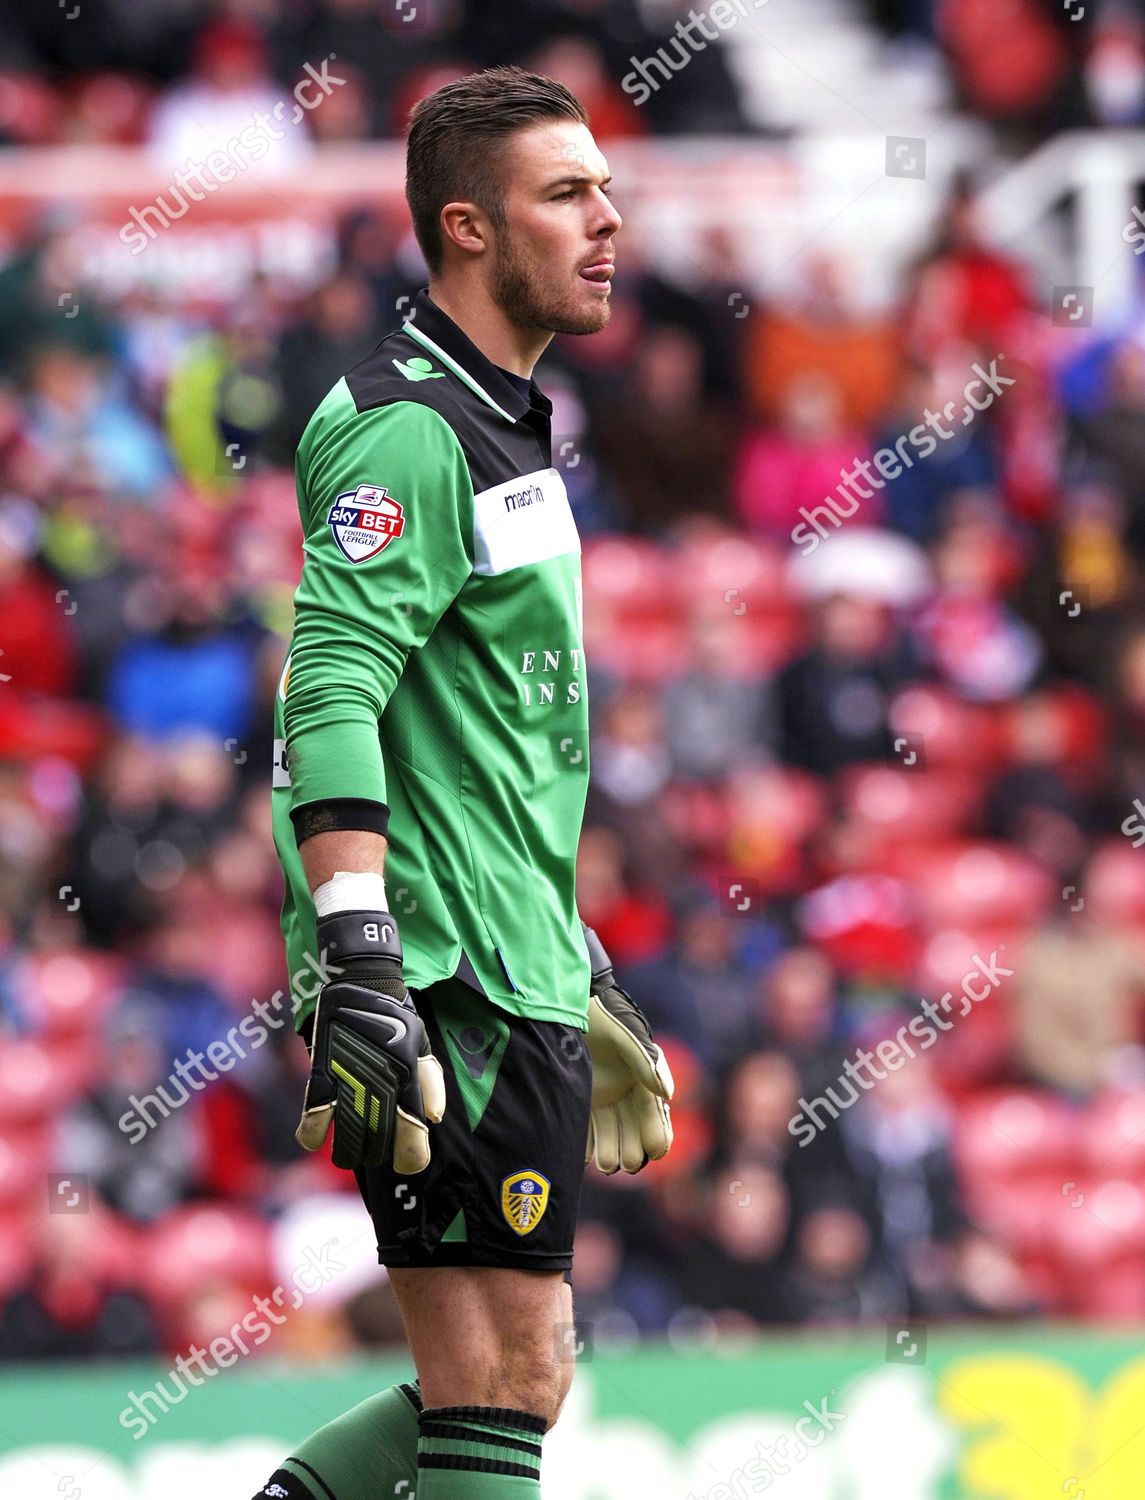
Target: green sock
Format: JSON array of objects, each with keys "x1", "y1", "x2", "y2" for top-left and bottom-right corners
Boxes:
[
  {"x1": 416, "y1": 1404, "x2": 546, "y2": 1496},
  {"x1": 255, "y1": 1380, "x2": 421, "y2": 1499}
]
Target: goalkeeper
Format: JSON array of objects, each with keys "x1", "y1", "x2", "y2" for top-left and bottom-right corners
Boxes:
[{"x1": 254, "y1": 66, "x2": 674, "y2": 1500}]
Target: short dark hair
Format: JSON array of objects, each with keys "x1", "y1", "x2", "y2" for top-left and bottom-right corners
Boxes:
[{"x1": 405, "y1": 66, "x2": 588, "y2": 276}]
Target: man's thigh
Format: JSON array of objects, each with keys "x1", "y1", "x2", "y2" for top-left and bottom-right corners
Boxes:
[
  {"x1": 353, "y1": 976, "x2": 592, "y2": 1272},
  {"x1": 388, "y1": 1264, "x2": 574, "y2": 1416}
]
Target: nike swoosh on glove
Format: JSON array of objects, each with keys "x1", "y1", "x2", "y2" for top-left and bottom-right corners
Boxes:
[
  {"x1": 581, "y1": 923, "x2": 674, "y2": 1175},
  {"x1": 296, "y1": 909, "x2": 445, "y2": 1174}
]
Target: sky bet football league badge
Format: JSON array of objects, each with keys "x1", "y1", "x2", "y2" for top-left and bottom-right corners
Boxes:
[
  {"x1": 327, "y1": 485, "x2": 406, "y2": 563},
  {"x1": 501, "y1": 1170, "x2": 550, "y2": 1235}
]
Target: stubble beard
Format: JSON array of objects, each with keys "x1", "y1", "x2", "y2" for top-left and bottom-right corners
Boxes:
[{"x1": 491, "y1": 233, "x2": 611, "y2": 336}]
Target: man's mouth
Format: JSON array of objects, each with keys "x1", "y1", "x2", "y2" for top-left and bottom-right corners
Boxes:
[{"x1": 579, "y1": 261, "x2": 614, "y2": 284}]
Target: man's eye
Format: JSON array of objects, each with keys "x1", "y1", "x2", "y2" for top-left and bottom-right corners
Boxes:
[{"x1": 553, "y1": 190, "x2": 574, "y2": 201}]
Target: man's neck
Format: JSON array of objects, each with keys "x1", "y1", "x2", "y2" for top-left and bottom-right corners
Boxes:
[{"x1": 426, "y1": 280, "x2": 552, "y2": 380}]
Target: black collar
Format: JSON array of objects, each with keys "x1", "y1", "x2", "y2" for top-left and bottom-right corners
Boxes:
[{"x1": 404, "y1": 287, "x2": 553, "y2": 425}]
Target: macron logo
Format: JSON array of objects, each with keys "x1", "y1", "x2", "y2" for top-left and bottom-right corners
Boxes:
[
  {"x1": 503, "y1": 482, "x2": 547, "y2": 513},
  {"x1": 393, "y1": 355, "x2": 444, "y2": 382}
]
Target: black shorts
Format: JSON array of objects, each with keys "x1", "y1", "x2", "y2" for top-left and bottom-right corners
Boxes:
[{"x1": 352, "y1": 976, "x2": 592, "y2": 1273}]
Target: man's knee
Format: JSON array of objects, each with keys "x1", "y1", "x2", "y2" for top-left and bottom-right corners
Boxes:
[
  {"x1": 414, "y1": 1330, "x2": 566, "y2": 1423},
  {"x1": 495, "y1": 1323, "x2": 568, "y2": 1425},
  {"x1": 394, "y1": 1264, "x2": 575, "y2": 1425}
]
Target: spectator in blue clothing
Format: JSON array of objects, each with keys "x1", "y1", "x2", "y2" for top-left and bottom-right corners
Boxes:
[
  {"x1": 106, "y1": 571, "x2": 260, "y2": 742},
  {"x1": 875, "y1": 360, "x2": 999, "y2": 544},
  {"x1": 23, "y1": 344, "x2": 173, "y2": 498},
  {"x1": 117, "y1": 909, "x2": 235, "y2": 1066}
]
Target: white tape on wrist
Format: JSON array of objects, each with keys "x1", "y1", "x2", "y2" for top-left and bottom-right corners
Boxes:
[{"x1": 314, "y1": 871, "x2": 389, "y2": 917}]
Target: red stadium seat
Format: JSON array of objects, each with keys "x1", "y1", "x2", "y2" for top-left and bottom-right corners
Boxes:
[
  {"x1": 914, "y1": 925, "x2": 1021, "y2": 1093},
  {"x1": 240, "y1": 471, "x2": 302, "y2": 533},
  {"x1": 955, "y1": 1089, "x2": 1080, "y2": 1186},
  {"x1": 798, "y1": 872, "x2": 918, "y2": 979},
  {"x1": 674, "y1": 529, "x2": 798, "y2": 618},
  {"x1": 660, "y1": 780, "x2": 734, "y2": 858},
  {"x1": 998, "y1": 683, "x2": 1109, "y2": 771},
  {"x1": 0, "y1": 1207, "x2": 33, "y2": 1296},
  {"x1": 582, "y1": 537, "x2": 688, "y2": 682},
  {"x1": 963, "y1": 1171, "x2": 1145, "y2": 1319},
  {"x1": 21, "y1": 950, "x2": 124, "y2": 1036},
  {"x1": 71, "y1": 72, "x2": 155, "y2": 145},
  {"x1": 888, "y1": 686, "x2": 1003, "y2": 772},
  {"x1": 916, "y1": 925, "x2": 1022, "y2": 998},
  {"x1": 967, "y1": 1171, "x2": 1072, "y2": 1254},
  {"x1": 888, "y1": 841, "x2": 1055, "y2": 928},
  {"x1": 1045, "y1": 1180, "x2": 1145, "y2": 1307},
  {"x1": 582, "y1": 532, "x2": 802, "y2": 683},
  {"x1": 582, "y1": 535, "x2": 675, "y2": 615},
  {"x1": 1083, "y1": 841, "x2": 1145, "y2": 927},
  {"x1": 668, "y1": 529, "x2": 804, "y2": 676},
  {"x1": 140, "y1": 1203, "x2": 273, "y2": 1309},
  {"x1": 600, "y1": 617, "x2": 690, "y2": 683},
  {"x1": 0, "y1": 697, "x2": 110, "y2": 773},
  {"x1": 28, "y1": 1203, "x2": 147, "y2": 1289},
  {"x1": 1070, "y1": 1259, "x2": 1145, "y2": 1320},
  {"x1": 0, "y1": 1126, "x2": 50, "y2": 1208},
  {"x1": 0, "y1": 1037, "x2": 94, "y2": 1124},
  {"x1": 838, "y1": 765, "x2": 981, "y2": 852},
  {"x1": 671, "y1": 528, "x2": 788, "y2": 606},
  {"x1": 1082, "y1": 1090, "x2": 1145, "y2": 1177},
  {"x1": 671, "y1": 609, "x2": 800, "y2": 680}
]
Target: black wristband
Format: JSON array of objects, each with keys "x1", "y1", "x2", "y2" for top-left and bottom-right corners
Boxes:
[{"x1": 292, "y1": 798, "x2": 391, "y2": 846}]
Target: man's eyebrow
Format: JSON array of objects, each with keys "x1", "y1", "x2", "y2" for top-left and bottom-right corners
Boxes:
[{"x1": 541, "y1": 172, "x2": 613, "y2": 191}]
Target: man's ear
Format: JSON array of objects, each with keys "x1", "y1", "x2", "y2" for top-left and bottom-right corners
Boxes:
[{"x1": 439, "y1": 201, "x2": 488, "y2": 260}]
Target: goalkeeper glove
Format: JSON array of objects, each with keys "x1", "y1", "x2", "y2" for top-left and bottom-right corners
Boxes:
[
  {"x1": 581, "y1": 923, "x2": 674, "y2": 1175},
  {"x1": 296, "y1": 908, "x2": 446, "y2": 1174}
]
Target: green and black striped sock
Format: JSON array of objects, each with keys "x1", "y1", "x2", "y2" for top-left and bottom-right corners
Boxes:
[
  {"x1": 416, "y1": 1404, "x2": 546, "y2": 1495},
  {"x1": 252, "y1": 1380, "x2": 421, "y2": 1499}
]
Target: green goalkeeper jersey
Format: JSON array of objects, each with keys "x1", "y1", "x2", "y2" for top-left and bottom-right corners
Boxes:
[{"x1": 271, "y1": 288, "x2": 592, "y2": 1032}]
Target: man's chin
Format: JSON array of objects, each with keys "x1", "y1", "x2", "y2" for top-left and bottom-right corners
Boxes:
[
  {"x1": 491, "y1": 246, "x2": 613, "y2": 336},
  {"x1": 544, "y1": 299, "x2": 612, "y2": 336}
]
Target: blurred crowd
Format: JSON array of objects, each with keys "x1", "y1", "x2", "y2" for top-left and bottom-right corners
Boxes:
[
  {"x1": 2, "y1": 0, "x2": 1145, "y2": 150},
  {"x1": 1, "y1": 0, "x2": 1145, "y2": 1370}
]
